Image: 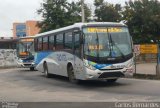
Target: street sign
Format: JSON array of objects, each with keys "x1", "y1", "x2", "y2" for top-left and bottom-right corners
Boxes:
[{"x1": 140, "y1": 44, "x2": 158, "y2": 54}]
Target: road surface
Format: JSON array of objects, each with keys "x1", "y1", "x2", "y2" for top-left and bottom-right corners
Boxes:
[{"x1": 0, "y1": 68, "x2": 160, "y2": 102}]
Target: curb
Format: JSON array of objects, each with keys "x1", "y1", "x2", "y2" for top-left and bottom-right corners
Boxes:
[{"x1": 133, "y1": 73, "x2": 160, "y2": 80}]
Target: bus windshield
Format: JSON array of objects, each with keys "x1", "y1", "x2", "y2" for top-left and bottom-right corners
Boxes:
[
  {"x1": 18, "y1": 38, "x2": 34, "y2": 58},
  {"x1": 83, "y1": 27, "x2": 132, "y2": 62}
]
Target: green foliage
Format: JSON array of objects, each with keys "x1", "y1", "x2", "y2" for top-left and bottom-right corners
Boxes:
[
  {"x1": 94, "y1": 0, "x2": 122, "y2": 22},
  {"x1": 37, "y1": 0, "x2": 91, "y2": 33},
  {"x1": 123, "y1": 0, "x2": 160, "y2": 43},
  {"x1": 37, "y1": 0, "x2": 160, "y2": 44}
]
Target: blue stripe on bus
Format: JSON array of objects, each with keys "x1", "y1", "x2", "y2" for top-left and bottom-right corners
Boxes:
[
  {"x1": 88, "y1": 61, "x2": 111, "y2": 69},
  {"x1": 94, "y1": 64, "x2": 111, "y2": 69},
  {"x1": 34, "y1": 51, "x2": 52, "y2": 65}
]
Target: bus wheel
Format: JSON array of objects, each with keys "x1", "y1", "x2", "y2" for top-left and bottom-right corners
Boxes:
[
  {"x1": 67, "y1": 65, "x2": 78, "y2": 83},
  {"x1": 107, "y1": 79, "x2": 117, "y2": 83},
  {"x1": 44, "y1": 62, "x2": 50, "y2": 78},
  {"x1": 30, "y1": 67, "x2": 34, "y2": 71}
]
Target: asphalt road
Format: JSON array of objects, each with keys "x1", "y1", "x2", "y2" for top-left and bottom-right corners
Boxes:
[{"x1": 0, "y1": 68, "x2": 160, "y2": 102}]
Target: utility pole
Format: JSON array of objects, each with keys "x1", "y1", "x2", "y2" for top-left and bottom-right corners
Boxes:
[{"x1": 81, "y1": 0, "x2": 85, "y2": 23}]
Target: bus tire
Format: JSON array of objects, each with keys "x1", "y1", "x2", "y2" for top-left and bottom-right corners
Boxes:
[
  {"x1": 43, "y1": 62, "x2": 50, "y2": 78},
  {"x1": 67, "y1": 65, "x2": 79, "y2": 83},
  {"x1": 107, "y1": 79, "x2": 117, "y2": 83},
  {"x1": 30, "y1": 67, "x2": 34, "y2": 71}
]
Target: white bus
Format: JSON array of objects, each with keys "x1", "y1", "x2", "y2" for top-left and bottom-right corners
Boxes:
[
  {"x1": 34, "y1": 22, "x2": 134, "y2": 83},
  {"x1": 17, "y1": 36, "x2": 35, "y2": 71}
]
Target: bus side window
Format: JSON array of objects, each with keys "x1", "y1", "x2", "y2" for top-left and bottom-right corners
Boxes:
[
  {"x1": 64, "y1": 32, "x2": 72, "y2": 50},
  {"x1": 74, "y1": 32, "x2": 81, "y2": 58},
  {"x1": 56, "y1": 34, "x2": 63, "y2": 50},
  {"x1": 49, "y1": 35, "x2": 55, "y2": 51},
  {"x1": 38, "y1": 37, "x2": 43, "y2": 51},
  {"x1": 43, "y1": 36, "x2": 48, "y2": 51},
  {"x1": 34, "y1": 39, "x2": 38, "y2": 51}
]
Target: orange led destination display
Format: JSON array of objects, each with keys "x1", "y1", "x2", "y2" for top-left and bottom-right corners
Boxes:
[
  {"x1": 20, "y1": 38, "x2": 34, "y2": 42},
  {"x1": 89, "y1": 45, "x2": 103, "y2": 50},
  {"x1": 19, "y1": 52, "x2": 29, "y2": 56},
  {"x1": 87, "y1": 28, "x2": 122, "y2": 33}
]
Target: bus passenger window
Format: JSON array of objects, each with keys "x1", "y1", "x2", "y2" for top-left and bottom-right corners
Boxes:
[
  {"x1": 56, "y1": 34, "x2": 63, "y2": 50},
  {"x1": 38, "y1": 37, "x2": 42, "y2": 51},
  {"x1": 64, "y1": 32, "x2": 72, "y2": 50},
  {"x1": 43, "y1": 36, "x2": 48, "y2": 51},
  {"x1": 34, "y1": 39, "x2": 38, "y2": 51},
  {"x1": 49, "y1": 36, "x2": 55, "y2": 51}
]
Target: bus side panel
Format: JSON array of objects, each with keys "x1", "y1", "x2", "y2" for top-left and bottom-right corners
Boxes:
[
  {"x1": 47, "y1": 51, "x2": 86, "y2": 79},
  {"x1": 46, "y1": 52, "x2": 73, "y2": 76},
  {"x1": 35, "y1": 51, "x2": 52, "y2": 72},
  {"x1": 73, "y1": 56, "x2": 86, "y2": 80},
  {"x1": 36, "y1": 51, "x2": 75, "y2": 77}
]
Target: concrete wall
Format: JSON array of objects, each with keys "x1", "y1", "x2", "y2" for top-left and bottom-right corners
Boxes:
[{"x1": 0, "y1": 49, "x2": 18, "y2": 68}]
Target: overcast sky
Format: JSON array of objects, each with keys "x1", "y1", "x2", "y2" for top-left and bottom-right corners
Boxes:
[{"x1": 0, "y1": 0, "x2": 130, "y2": 37}]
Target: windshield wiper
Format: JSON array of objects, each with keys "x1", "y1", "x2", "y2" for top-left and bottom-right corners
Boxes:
[{"x1": 109, "y1": 34, "x2": 125, "y2": 59}]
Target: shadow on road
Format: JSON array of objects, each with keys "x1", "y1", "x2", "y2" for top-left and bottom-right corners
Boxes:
[
  {"x1": 40, "y1": 74, "x2": 129, "y2": 88},
  {"x1": 18, "y1": 68, "x2": 38, "y2": 72},
  {"x1": 16, "y1": 69, "x2": 130, "y2": 89}
]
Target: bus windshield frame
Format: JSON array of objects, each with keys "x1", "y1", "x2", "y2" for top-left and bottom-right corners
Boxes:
[
  {"x1": 83, "y1": 26, "x2": 133, "y2": 64},
  {"x1": 17, "y1": 38, "x2": 35, "y2": 58}
]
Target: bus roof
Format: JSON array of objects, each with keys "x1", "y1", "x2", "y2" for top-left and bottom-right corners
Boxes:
[{"x1": 35, "y1": 22, "x2": 127, "y2": 38}]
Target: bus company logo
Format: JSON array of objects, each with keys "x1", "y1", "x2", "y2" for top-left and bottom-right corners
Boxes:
[{"x1": 56, "y1": 54, "x2": 67, "y2": 61}]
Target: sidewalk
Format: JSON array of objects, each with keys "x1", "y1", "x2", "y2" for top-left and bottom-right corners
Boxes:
[{"x1": 135, "y1": 63, "x2": 157, "y2": 75}]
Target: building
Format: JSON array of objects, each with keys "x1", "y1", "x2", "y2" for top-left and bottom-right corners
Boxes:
[
  {"x1": 0, "y1": 37, "x2": 18, "y2": 68},
  {"x1": 0, "y1": 37, "x2": 17, "y2": 49},
  {"x1": 13, "y1": 20, "x2": 41, "y2": 38}
]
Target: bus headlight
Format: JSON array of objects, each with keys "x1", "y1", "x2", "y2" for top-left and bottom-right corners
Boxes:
[
  {"x1": 87, "y1": 65, "x2": 96, "y2": 70},
  {"x1": 18, "y1": 59, "x2": 23, "y2": 63},
  {"x1": 126, "y1": 61, "x2": 134, "y2": 68},
  {"x1": 31, "y1": 62, "x2": 35, "y2": 65},
  {"x1": 84, "y1": 63, "x2": 96, "y2": 70},
  {"x1": 125, "y1": 62, "x2": 134, "y2": 73},
  {"x1": 84, "y1": 60, "x2": 97, "y2": 70}
]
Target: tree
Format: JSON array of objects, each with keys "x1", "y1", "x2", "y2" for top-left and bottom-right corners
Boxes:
[
  {"x1": 122, "y1": 0, "x2": 160, "y2": 43},
  {"x1": 94, "y1": 0, "x2": 122, "y2": 22},
  {"x1": 37, "y1": 0, "x2": 91, "y2": 33},
  {"x1": 84, "y1": 3, "x2": 92, "y2": 22}
]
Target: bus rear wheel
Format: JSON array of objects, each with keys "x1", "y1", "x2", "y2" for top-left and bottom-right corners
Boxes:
[
  {"x1": 44, "y1": 62, "x2": 50, "y2": 78},
  {"x1": 67, "y1": 65, "x2": 79, "y2": 83}
]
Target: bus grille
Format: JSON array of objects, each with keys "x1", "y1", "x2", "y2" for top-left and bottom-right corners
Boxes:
[
  {"x1": 99, "y1": 72, "x2": 124, "y2": 78},
  {"x1": 24, "y1": 64, "x2": 32, "y2": 66}
]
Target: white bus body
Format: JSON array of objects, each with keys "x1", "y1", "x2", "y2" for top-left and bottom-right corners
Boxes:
[{"x1": 34, "y1": 22, "x2": 134, "y2": 82}]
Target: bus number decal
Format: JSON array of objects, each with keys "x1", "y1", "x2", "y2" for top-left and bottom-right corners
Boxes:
[{"x1": 57, "y1": 54, "x2": 67, "y2": 61}]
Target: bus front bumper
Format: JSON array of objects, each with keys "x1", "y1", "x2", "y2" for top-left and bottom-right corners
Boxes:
[
  {"x1": 84, "y1": 66, "x2": 134, "y2": 80},
  {"x1": 17, "y1": 61, "x2": 34, "y2": 68}
]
